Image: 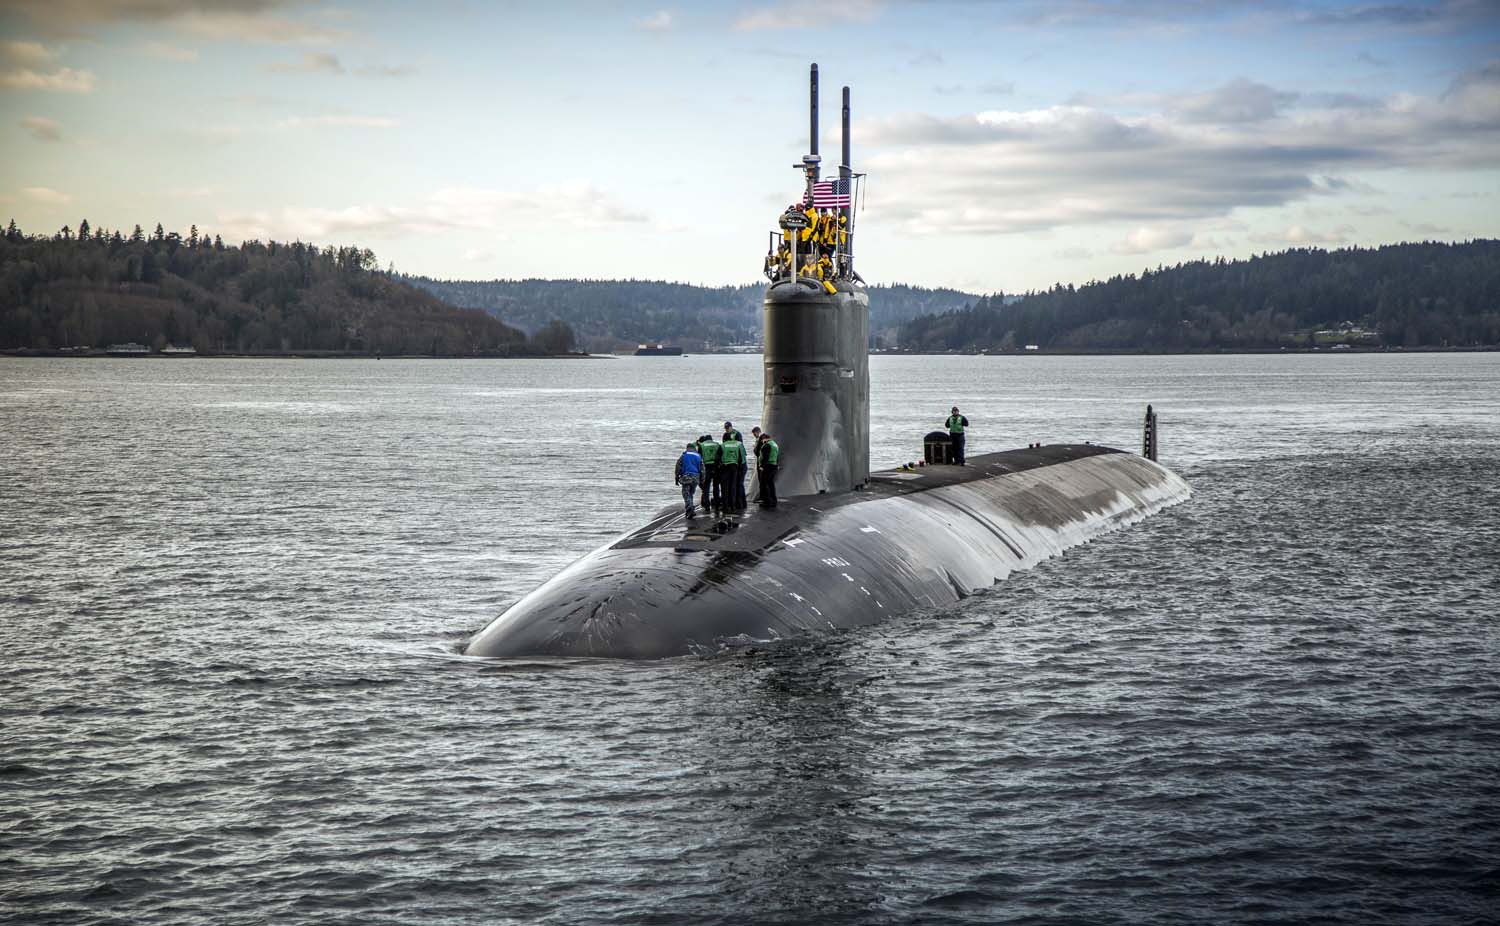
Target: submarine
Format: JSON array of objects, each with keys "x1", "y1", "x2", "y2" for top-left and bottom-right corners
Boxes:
[{"x1": 465, "y1": 65, "x2": 1190, "y2": 659}]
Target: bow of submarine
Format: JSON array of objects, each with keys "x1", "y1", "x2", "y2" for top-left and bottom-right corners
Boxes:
[{"x1": 464, "y1": 444, "x2": 1190, "y2": 659}]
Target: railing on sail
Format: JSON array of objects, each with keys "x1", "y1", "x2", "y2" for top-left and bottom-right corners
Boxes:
[{"x1": 769, "y1": 171, "x2": 865, "y2": 286}]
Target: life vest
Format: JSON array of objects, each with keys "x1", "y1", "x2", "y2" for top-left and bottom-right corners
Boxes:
[
  {"x1": 947, "y1": 415, "x2": 966, "y2": 434},
  {"x1": 697, "y1": 439, "x2": 720, "y2": 464},
  {"x1": 720, "y1": 439, "x2": 744, "y2": 465},
  {"x1": 762, "y1": 440, "x2": 780, "y2": 466}
]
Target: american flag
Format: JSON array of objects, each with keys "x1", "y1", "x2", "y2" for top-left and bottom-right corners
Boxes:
[{"x1": 809, "y1": 178, "x2": 851, "y2": 208}]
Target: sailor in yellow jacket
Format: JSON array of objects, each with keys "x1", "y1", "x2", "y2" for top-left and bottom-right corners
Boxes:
[{"x1": 800, "y1": 204, "x2": 820, "y2": 245}]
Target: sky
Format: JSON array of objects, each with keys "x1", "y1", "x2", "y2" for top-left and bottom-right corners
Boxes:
[{"x1": 2, "y1": 0, "x2": 1498, "y2": 294}]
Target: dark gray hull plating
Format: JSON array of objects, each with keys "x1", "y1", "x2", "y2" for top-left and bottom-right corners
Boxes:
[{"x1": 464, "y1": 445, "x2": 1190, "y2": 659}]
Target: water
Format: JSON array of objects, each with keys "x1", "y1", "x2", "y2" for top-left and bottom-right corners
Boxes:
[{"x1": 3, "y1": 353, "x2": 1498, "y2": 925}]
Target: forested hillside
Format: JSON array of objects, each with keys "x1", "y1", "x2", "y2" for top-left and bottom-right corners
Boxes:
[
  {"x1": 405, "y1": 277, "x2": 978, "y2": 350},
  {"x1": 0, "y1": 220, "x2": 544, "y2": 356},
  {"x1": 900, "y1": 241, "x2": 1500, "y2": 352}
]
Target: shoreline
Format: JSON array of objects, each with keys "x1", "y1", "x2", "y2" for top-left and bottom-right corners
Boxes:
[
  {"x1": 3, "y1": 346, "x2": 1498, "y2": 360},
  {"x1": 0, "y1": 349, "x2": 603, "y2": 360}
]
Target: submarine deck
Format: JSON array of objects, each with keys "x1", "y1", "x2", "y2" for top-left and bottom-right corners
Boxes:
[{"x1": 622, "y1": 443, "x2": 1123, "y2": 555}]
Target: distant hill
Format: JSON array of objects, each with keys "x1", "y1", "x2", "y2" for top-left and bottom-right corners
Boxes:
[
  {"x1": 899, "y1": 241, "x2": 1500, "y2": 352},
  {"x1": 404, "y1": 277, "x2": 980, "y2": 351},
  {"x1": 0, "y1": 220, "x2": 543, "y2": 356}
]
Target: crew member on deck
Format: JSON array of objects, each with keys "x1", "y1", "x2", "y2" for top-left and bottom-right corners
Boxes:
[
  {"x1": 758, "y1": 432, "x2": 780, "y2": 509},
  {"x1": 696, "y1": 433, "x2": 722, "y2": 511},
  {"x1": 751, "y1": 426, "x2": 765, "y2": 503},
  {"x1": 720, "y1": 428, "x2": 747, "y2": 511},
  {"x1": 946, "y1": 406, "x2": 969, "y2": 465},
  {"x1": 674, "y1": 442, "x2": 703, "y2": 519}
]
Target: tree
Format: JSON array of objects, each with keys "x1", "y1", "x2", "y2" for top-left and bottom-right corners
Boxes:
[
  {"x1": 152, "y1": 223, "x2": 165, "y2": 243},
  {"x1": 4, "y1": 219, "x2": 18, "y2": 242},
  {"x1": 533, "y1": 319, "x2": 578, "y2": 354},
  {"x1": 130, "y1": 224, "x2": 145, "y2": 243},
  {"x1": 77, "y1": 219, "x2": 90, "y2": 241},
  {"x1": 188, "y1": 224, "x2": 199, "y2": 248},
  {"x1": 214, "y1": 234, "x2": 224, "y2": 250}
]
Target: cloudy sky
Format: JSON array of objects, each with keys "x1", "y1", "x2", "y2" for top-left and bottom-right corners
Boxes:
[{"x1": 2, "y1": 0, "x2": 1498, "y2": 293}]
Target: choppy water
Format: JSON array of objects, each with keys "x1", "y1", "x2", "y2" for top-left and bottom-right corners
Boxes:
[{"x1": 3, "y1": 353, "x2": 1498, "y2": 925}]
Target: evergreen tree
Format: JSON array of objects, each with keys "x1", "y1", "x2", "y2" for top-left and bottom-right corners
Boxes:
[
  {"x1": 4, "y1": 219, "x2": 18, "y2": 242},
  {"x1": 532, "y1": 319, "x2": 578, "y2": 354},
  {"x1": 214, "y1": 234, "x2": 224, "y2": 250},
  {"x1": 77, "y1": 219, "x2": 90, "y2": 241},
  {"x1": 130, "y1": 224, "x2": 145, "y2": 243},
  {"x1": 152, "y1": 223, "x2": 165, "y2": 243},
  {"x1": 188, "y1": 224, "x2": 199, "y2": 248}
]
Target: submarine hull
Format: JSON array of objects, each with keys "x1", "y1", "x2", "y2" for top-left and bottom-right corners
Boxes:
[{"x1": 464, "y1": 445, "x2": 1190, "y2": 659}]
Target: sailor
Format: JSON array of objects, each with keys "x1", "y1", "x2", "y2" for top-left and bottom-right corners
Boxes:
[
  {"x1": 720, "y1": 428, "x2": 747, "y2": 511},
  {"x1": 674, "y1": 442, "x2": 703, "y2": 518},
  {"x1": 800, "y1": 202, "x2": 820, "y2": 246},
  {"x1": 946, "y1": 406, "x2": 969, "y2": 465},
  {"x1": 800, "y1": 256, "x2": 820, "y2": 280},
  {"x1": 696, "y1": 433, "x2": 722, "y2": 510},
  {"x1": 817, "y1": 253, "x2": 833, "y2": 280},
  {"x1": 758, "y1": 432, "x2": 780, "y2": 509},
  {"x1": 750, "y1": 426, "x2": 765, "y2": 502},
  {"x1": 819, "y1": 210, "x2": 837, "y2": 255}
]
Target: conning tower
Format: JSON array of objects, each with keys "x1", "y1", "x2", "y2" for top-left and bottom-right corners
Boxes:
[{"x1": 761, "y1": 64, "x2": 869, "y2": 496}]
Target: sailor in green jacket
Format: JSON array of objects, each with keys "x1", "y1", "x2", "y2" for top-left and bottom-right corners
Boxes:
[
  {"x1": 757, "y1": 432, "x2": 780, "y2": 508},
  {"x1": 946, "y1": 406, "x2": 969, "y2": 465},
  {"x1": 719, "y1": 430, "x2": 747, "y2": 511},
  {"x1": 696, "y1": 434, "x2": 722, "y2": 510}
]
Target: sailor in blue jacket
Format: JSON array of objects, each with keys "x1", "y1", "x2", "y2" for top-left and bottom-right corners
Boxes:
[{"x1": 674, "y1": 442, "x2": 704, "y2": 518}]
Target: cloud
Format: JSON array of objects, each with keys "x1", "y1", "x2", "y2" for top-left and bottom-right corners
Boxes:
[
  {"x1": 1, "y1": 40, "x2": 57, "y2": 66},
  {"x1": 214, "y1": 183, "x2": 649, "y2": 242},
  {"x1": 979, "y1": 80, "x2": 1015, "y2": 96},
  {"x1": 1248, "y1": 224, "x2": 1356, "y2": 246},
  {"x1": 855, "y1": 61, "x2": 1500, "y2": 237},
  {"x1": 276, "y1": 114, "x2": 398, "y2": 129},
  {"x1": 1169, "y1": 77, "x2": 1298, "y2": 124},
  {"x1": 0, "y1": 66, "x2": 96, "y2": 92},
  {"x1": 1006, "y1": 0, "x2": 1490, "y2": 33},
  {"x1": 1111, "y1": 226, "x2": 1193, "y2": 254},
  {"x1": 22, "y1": 186, "x2": 73, "y2": 204},
  {"x1": 462, "y1": 248, "x2": 495, "y2": 262},
  {"x1": 733, "y1": 0, "x2": 882, "y2": 31},
  {"x1": 909, "y1": 49, "x2": 944, "y2": 67},
  {"x1": 933, "y1": 84, "x2": 965, "y2": 96},
  {"x1": 636, "y1": 10, "x2": 672, "y2": 31},
  {"x1": 354, "y1": 64, "x2": 415, "y2": 78},
  {"x1": 19, "y1": 115, "x2": 62, "y2": 141},
  {"x1": 265, "y1": 52, "x2": 343, "y2": 73},
  {"x1": 175, "y1": 9, "x2": 345, "y2": 44},
  {"x1": 140, "y1": 40, "x2": 199, "y2": 61},
  {"x1": 167, "y1": 185, "x2": 222, "y2": 198},
  {"x1": 5, "y1": 1, "x2": 346, "y2": 44}
]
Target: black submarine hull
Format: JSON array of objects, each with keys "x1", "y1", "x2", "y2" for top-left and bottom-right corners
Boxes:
[{"x1": 464, "y1": 444, "x2": 1190, "y2": 659}]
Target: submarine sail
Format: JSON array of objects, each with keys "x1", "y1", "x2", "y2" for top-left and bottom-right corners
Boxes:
[{"x1": 464, "y1": 66, "x2": 1190, "y2": 659}]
